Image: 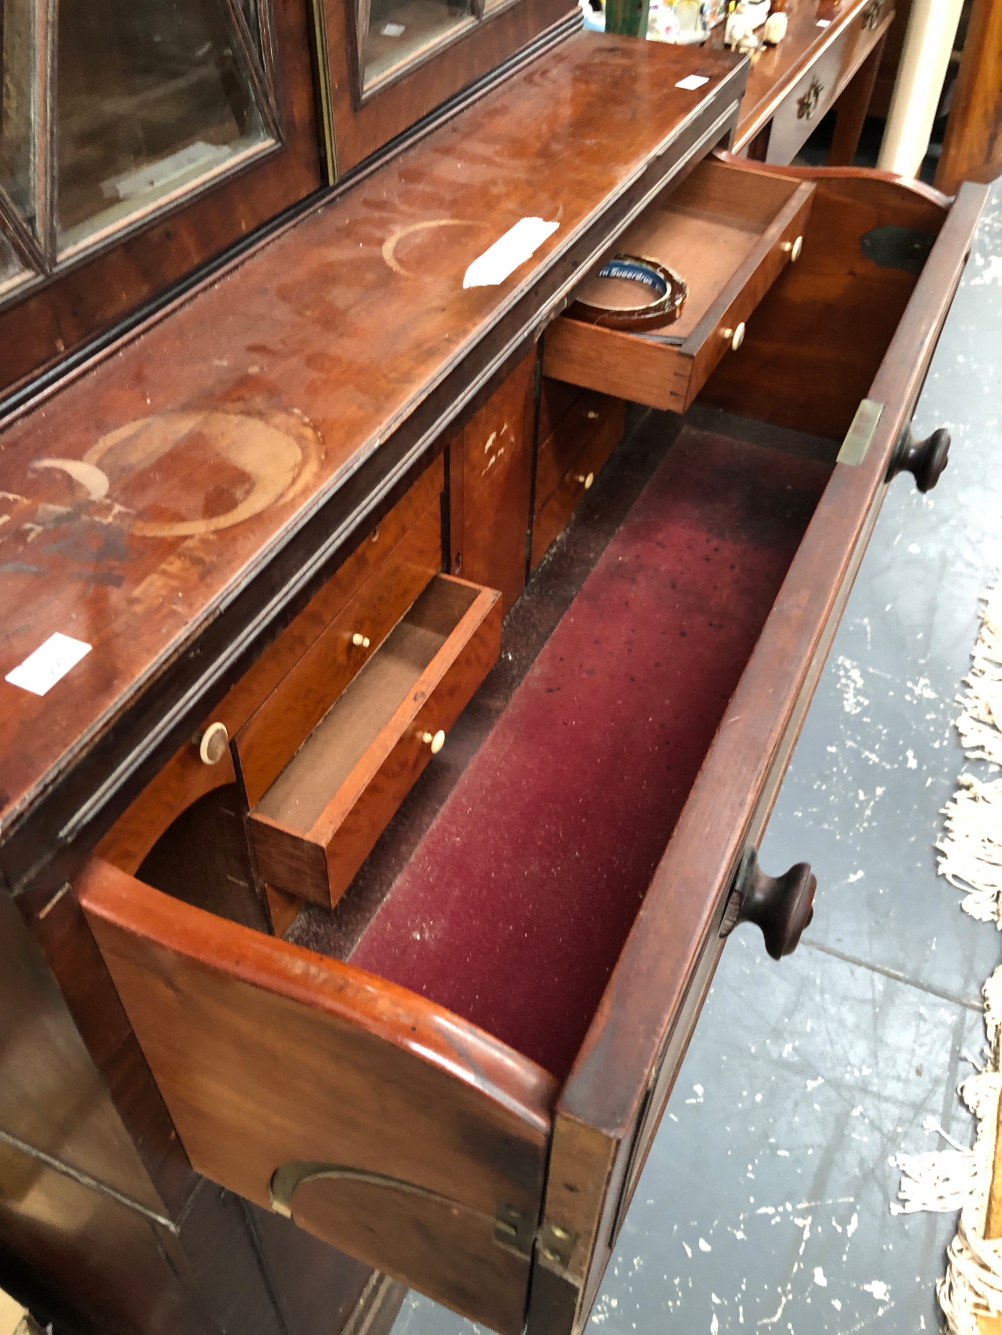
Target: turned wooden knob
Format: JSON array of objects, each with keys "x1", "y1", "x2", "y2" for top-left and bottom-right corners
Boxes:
[
  {"x1": 719, "y1": 848, "x2": 816, "y2": 959},
  {"x1": 575, "y1": 472, "x2": 595, "y2": 489},
  {"x1": 888, "y1": 425, "x2": 951, "y2": 493},
  {"x1": 782, "y1": 235, "x2": 803, "y2": 262},
  {"x1": 722, "y1": 322, "x2": 745, "y2": 351},
  {"x1": 351, "y1": 632, "x2": 371, "y2": 647},
  {"x1": 197, "y1": 721, "x2": 229, "y2": 766},
  {"x1": 420, "y1": 729, "x2": 446, "y2": 754}
]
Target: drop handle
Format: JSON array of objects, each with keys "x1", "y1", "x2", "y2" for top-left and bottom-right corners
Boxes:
[
  {"x1": 420, "y1": 729, "x2": 446, "y2": 754},
  {"x1": 719, "y1": 848, "x2": 816, "y2": 959},
  {"x1": 350, "y1": 632, "x2": 371, "y2": 647},
  {"x1": 887, "y1": 424, "x2": 951, "y2": 493}
]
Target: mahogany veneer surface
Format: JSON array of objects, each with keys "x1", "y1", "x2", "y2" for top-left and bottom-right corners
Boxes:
[
  {"x1": 0, "y1": 35, "x2": 744, "y2": 879},
  {"x1": 351, "y1": 427, "x2": 830, "y2": 1079}
]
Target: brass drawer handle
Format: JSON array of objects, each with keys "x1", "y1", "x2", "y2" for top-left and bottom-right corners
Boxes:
[
  {"x1": 797, "y1": 76, "x2": 823, "y2": 121},
  {"x1": 719, "y1": 848, "x2": 816, "y2": 959},
  {"x1": 861, "y1": 0, "x2": 883, "y2": 28},
  {"x1": 197, "y1": 721, "x2": 229, "y2": 766},
  {"x1": 420, "y1": 729, "x2": 446, "y2": 754},
  {"x1": 781, "y1": 235, "x2": 803, "y2": 263}
]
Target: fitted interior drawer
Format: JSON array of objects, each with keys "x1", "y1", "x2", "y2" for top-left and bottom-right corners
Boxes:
[
  {"x1": 248, "y1": 575, "x2": 500, "y2": 907},
  {"x1": 543, "y1": 159, "x2": 815, "y2": 412},
  {"x1": 76, "y1": 173, "x2": 986, "y2": 1335}
]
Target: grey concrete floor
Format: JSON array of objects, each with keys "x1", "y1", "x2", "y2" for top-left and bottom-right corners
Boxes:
[{"x1": 391, "y1": 183, "x2": 1002, "y2": 1335}]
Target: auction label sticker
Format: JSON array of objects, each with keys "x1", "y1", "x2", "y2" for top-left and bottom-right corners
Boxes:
[{"x1": 6, "y1": 632, "x2": 92, "y2": 696}]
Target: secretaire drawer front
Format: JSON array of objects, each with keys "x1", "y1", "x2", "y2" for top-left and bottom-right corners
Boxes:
[
  {"x1": 765, "y1": 35, "x2": 848, "y2": 166},
  {"x1": 542, "y1": 159, "x2": 814, "y2": 412},
  {"x1": 77, "y1": 858, "x2": 557, "y2": 1335},
  {"x1": 249, "y1": 576, "x2": 501, "y2": 907},
  {"x1": 527, "y1": 180, "x2": 988, "y2": 1335}
]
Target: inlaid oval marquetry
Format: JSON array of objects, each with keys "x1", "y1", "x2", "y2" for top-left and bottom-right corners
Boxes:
[{"x1": 83, "y1": 410, "x2": 322, "y2": 539}]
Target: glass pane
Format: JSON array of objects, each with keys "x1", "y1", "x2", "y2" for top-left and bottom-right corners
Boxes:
[
  {"x1": 0, "y1": 228, "x2": 24, "y2": 285},
  {"x1": 358, "y1": 0, "x2": 475, "y2": 91},
  {"x1": 0, "y1": 0, "x2": 35, "y2": 227},
  {"x1": 56, "y1": 0, "x2": 271, "y2": 251}
]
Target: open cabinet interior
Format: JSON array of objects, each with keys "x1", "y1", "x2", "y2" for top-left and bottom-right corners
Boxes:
[{"x1": 75, "y1": 160, "x2": 960, "y2": 1335}]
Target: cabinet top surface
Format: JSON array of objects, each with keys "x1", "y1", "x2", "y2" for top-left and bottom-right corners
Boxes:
[{"x1": 0, "y1": 33, "x2": 744, "y2": 870}]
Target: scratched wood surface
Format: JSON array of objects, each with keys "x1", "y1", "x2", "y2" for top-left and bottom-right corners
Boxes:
[{"x1": 0, "y1": 35, "x2": 745, "y2": 883}]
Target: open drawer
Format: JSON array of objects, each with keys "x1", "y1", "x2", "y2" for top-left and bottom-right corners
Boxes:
[
  {"x1": 542, "y1": 158, "x2": 815, "y2": 412},
  {"x1": 75, "y1": 174, "x2": 985, "y2": 1335},
  {"x1": 248, "y1": 575, "x2": 501, "y2": 907}
]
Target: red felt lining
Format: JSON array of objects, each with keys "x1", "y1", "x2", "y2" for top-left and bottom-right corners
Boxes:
[{"x1": 351, "y1": 428, "x2": 830, "y2": 1079}]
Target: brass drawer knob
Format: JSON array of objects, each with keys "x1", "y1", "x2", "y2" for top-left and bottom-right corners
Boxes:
[
  {"x1": 782, "y1": 235, "x2": 803, "y2": 262},
  {"x1": 575, "y1": 472, "x2": 595, "y2": 489},
  {"x1": 722, "y1": 322, "x2": 745, "y2": 351},
  {"x1": 888, "y1": 424, "x2": 951, "y2": 493},
  {"x1": 420, "y1": 729, "x2": 446, "y2": 754},
  {"x1": 197, "y1": 721, "x2": 229, "y2": 766},
  {"x1": 719, "y1": 848, "x2": 816, "y2": 959},
  {"x1": 351, "y1": 632, "x2": 371, "y2": 647}
]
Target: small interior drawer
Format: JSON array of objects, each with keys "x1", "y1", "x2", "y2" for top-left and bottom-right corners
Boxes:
[
  {"x1": 238, "y1": 499, "x2": 443, "y2": 807},
  {"x1": 542, "y1": 159, "x2": 815, "y2": 412},
  {"x1": 249, "y1": 575, "x2": 501, "y2": 906},
  {"x1": 531, "y1": 396, "x2": 625, "y2": 569}
]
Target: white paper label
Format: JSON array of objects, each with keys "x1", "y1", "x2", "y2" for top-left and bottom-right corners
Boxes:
[
  {"x1": 816, "y1": 17, "x2": 831, "y2": 24},
  {"x1": 675, "y1": 74, "x2": 709, "y2": 90},
  {"x1": 462, "y1": 217, "x2": 560, "y2": 289},
  {"x1": 5, "y1": 632, "x2": 92, "y2": 697},
  {"x1": 381, "y1": 21, "x2": 406, "y2": 34}
]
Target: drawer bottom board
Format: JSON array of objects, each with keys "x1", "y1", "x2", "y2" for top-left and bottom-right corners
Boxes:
[{"x1": 350, "y1": 425, "x2": 832, "y2": 1079}]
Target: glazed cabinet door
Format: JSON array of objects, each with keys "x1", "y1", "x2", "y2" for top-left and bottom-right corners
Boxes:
[
  {"x1": 77, "y1": 859, "x2": 558, "y2": 1335},
  {"x1": 528, "y1": 175, "x2": 988, "y2": 1335}
]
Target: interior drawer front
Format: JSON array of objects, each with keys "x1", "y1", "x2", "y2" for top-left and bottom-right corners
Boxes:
[
  {"x1": 249, "y1": 575, "x2": 501, "y2": 906},
  {"x1": 238, "y1": 500, "x2": 443, "y2": 808},
  {"x1": 530, "y1": 401, "x2": 625, "y2": 570},
  {"x1": 542, "y1": 159, "x2": 814, "y2": 412},
  {"x1": 765, "y1": 36, "x2": 848, "y2": 165},
  {"x1": 535, "y1": 392, "x2": 624, "y2": 515}
]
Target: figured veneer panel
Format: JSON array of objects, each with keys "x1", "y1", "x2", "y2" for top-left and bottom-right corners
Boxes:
[
  {"x1": 77, "y1": 857, "x2": 557, "y2": 1335},
  {"x1": 351, "y1": 427, "x2": 831, "y2": 1079},
  {"x1": 543, "y1": 159, "x2": 815, "y2": 411},
  {"x1": 250, "y1": 576, "x2": 500, "y2": 905}
]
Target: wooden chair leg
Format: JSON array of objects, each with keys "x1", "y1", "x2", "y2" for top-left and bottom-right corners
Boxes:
[{"x1": 829, "y1": 36, "x2": 887, "y2": 166}]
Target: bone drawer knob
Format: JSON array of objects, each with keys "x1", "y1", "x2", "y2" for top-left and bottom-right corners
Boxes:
[
  {"x1": 586, "y1": 410, "x2": 599, "y2": 419},
  {"x1": 721, "y1": 322, "x2": 745, "y2": 351},
  {"x1": 420, "y1": 729, "x2": 446, "y2": 754},
  {"x1": 198, "y1": 721, "x2": 229, "y2": 766},
  {"x1": 575, "y1": 472, "x2": 595, "y2": 489},
  {"x1": 782, "y1": 235, "x2": 803, "y2": 262},
  {"x1": 351, "y1": 633, "x2": 371, "y2": 647}
]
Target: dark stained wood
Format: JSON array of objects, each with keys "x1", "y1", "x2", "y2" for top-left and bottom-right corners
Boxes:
[
  {"x1": 525, "y1": 180, "x2": 988, "y2": 1335},
  {"x1": 543, "y1": 159, "x2": 815, "y2": 411},
  {"x1": 322, "y1": 0, "x2": 579, "y2": 174},
  {"x1": 448, "y1": 350, "x2": 536, "y2": 614},
  {"x1": 0, "y1": 0, "x2": 322, "y2": 398},
  {"x1": 239, "y1": 499, "x2": 444, "y2": 809},
  {"x1": 534, "y1": 392, "x2": 624, "y2": 516},
  {"x1": 529, "y1": 398, "x2": 625, "y2": 569},
  {"x1": 828, "y1": 33, "x2": 886, "y2": 166},
  {"x1": 250, "y1": 576, "x2": 500, "y2": 905},
  {"x1": 0, "y1": 38, "x2": 747, "y2": 897},
  {"x1": 935, "y1": 0, "x2": 1002, "y2": 195},
  {"x1": 77, "y1": 857, "x2": 558, "y2": 1335},
  {"x1": 700, "y1": 159, "x2": 954, "y2": 439}
]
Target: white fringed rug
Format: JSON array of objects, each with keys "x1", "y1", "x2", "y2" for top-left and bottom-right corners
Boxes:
[{"x1": 892, "y1": 580, "x2": 1002, "y2": 1334}]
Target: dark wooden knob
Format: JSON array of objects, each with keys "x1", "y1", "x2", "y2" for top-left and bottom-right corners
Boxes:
[
  {"x1": 889, "y1": 425, "x2": 951, "y2": 493},
  {"x1": 720, "y1": 848, "x2": 816, "y2": 960}
]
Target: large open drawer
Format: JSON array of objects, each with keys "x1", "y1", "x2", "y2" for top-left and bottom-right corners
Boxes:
[{"x1": 74, "y1": 173, "x2": 985, "y2": 1335}]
